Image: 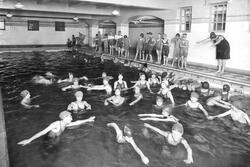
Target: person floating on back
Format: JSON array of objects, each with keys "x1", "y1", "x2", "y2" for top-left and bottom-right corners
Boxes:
[
  {"x1": 18, "y1": 111, "x2": 95, "y2": 146},
  {"x1": 20, "y1": 90, "x2": 40, "y2": 109}
]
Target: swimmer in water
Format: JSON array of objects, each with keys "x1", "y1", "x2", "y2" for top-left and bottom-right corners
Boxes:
[
  {"x1": 87, "y1": 78, "x2": 112, "y2": 95},
  {"x1": 148, "y1": 73, "x2": 160, "y2": 86},
  {"x1": 104, "y1": 89, "x2": 125, "y2": 106},
  {"x1": 61, "y1": 78, "x2": 89, "y2": 91},
  {"x1": 153, "y1": 96, "x2": 165, "y2": 112},
  {"x1": 133, "y1": 73, "x2": 152, "y2": 93},
  {"x1": 113, "y1": 73, "x2": 128, "y2": 91},
  {"x1": 32, "y1": 72, "x2": 56, "y2": 85},
  {"x1": 144, "y1": 122, "x2": 193, "y2": 164},
  {"x1": 206, "y1": 91, "x2": 231, "y2": 109},
  {"x1": 20, "y1": 90, "x2": 40, "y2": 109},
  {"x1": 157, "y1": 82, "x2": 176, "y2": 105},
  {"x1": 57, "y1": 72, "x2": 88, "y2": 83},
  {"x1": 207, "y1": 101, "x2": 250, "y2": 125},
  {"x1": 18, "y1": 111, "x2": 95, "y2": 146},
  {"x1": 101, "y1": 72, "x2": 114, "y2": 81},
  {"x1": 129, "y1": 86, "x2": 143, "y2": 106},
  {"x1": 67, "y1": 91, "x2": 91, "y2": 112},
  {"x1": 139, "y1": 106, "x2": 179, "y2": 123},
  {"x1": 184, "y1": 92, "x2": 209, "y2": 118},
  {"x1": 107, "y1": 123, "x2": 149, "y2": 165},
  {"x1": 221, "y1": 84, "x2": 231, "y2": 102}
]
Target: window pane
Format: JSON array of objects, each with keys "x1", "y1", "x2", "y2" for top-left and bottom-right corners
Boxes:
[
  {"x1": 55, "y1": 22, "x2": 65, "y2": 31},
  {"x1": 0, "y1": 19, "x2": 5, "y2": 30},
  {"x1": 28, "y1": 20, "x2": 39, "y2": 31},
  {"x1": 180, "y1": 7, "x2": 192, "y2": 31},
  {"x1": 217, "y1": 23, "x2": 223, "y2": 30}
]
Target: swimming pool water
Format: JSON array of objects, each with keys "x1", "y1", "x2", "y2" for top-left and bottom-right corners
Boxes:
[{"x1": 1, "y1": 51, "x2": 250, "y2": 167}]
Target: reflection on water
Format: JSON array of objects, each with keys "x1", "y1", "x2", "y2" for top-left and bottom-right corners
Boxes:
[{"x1": 1, "y1": 51, "x2": 250, "y2": 167}]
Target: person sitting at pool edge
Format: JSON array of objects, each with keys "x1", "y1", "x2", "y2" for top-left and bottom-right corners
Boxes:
[
  {"x1": 87, "y1": 78, "x2": 112, "y2": 95},
  {"x1": 20, "y1": 90, "x2": 40, "y2": 109},
  {"x1": 18, "y1": 111, "x2": 95, "y2": 146},
  {"x1": 139, "y1": 106, "x2": 179, "y2": 123},
  {"x1": 206, "y1": 91, "x2": 231, "y2": 109},
  {"x1": 185, "y1": 92, "x2": 209, "y2": 118},
  {"x1": 129, "y1": 86, "x2": 143, "y2": 106},
  {"x1": 67, "y1": 91, "x2": 91, "y2": 112},
  {"x1": 107, "y1": 122, "x2": 149, "y2": 165},
  {"x1": 104, "y1": 89, "x2": 125, "y2": 106},
  {"x1": 207, "y1": 101, "x2": 250, "y2": 126},
  {"x1": 61, "y1": 78, "x2": 88, "y2": 91},
  {"x1": 144, "y1": 122, "x2": 193, "y2": 164}
]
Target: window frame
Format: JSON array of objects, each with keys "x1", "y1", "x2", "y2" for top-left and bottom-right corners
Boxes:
[
  {"x1": 180, "y1": 6, "x2": 192, "y2": 32},
  {"x1": 55, "y1": 21, "x2": 65, "y2": 31},
  {"x1": 27, "y1": 20, "x2": 39, "y2": 31},
  {"x1": 0, "y1": 18, "x2": 6, "y2": 30},
  {"x1": 210, "y1": 2, "x2": 227, "y2": 32}
]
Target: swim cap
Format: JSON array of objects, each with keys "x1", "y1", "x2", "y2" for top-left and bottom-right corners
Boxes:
[
  {"x1": 223, "y1": 84, "x2": 230, "y2": 92},
  {"x1": 161, "y1": 72, "x2": 168, "y2": 79},
  {"x1": 162, "y1": 106, "x2": 173, "y2": 115},
  {"x1": 172, "y1": 123, "x2": 184, "y2": 135},
  {"x1": 210, "y1": 32, "x2": 216, "y2": 39},
  {"x1": 202, "y1": 81, "x2": 209, "y2": 89},
  {"x1": 59, "y1": 111, "x2": 71, "y2": 120},
  {"x1": 20, "y1": 90, "x2": 30, "y2": 97},
  {"x1": 191, "y1": 92, "x2": 199, "y2": 99},
  {"x1": 75, "y1": 91, "x2": 83, "y2": 97}
]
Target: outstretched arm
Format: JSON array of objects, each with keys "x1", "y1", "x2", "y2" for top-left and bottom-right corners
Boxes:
[
  {"x1": 61, "y1": 85, "x2": 71, "y2": 91},
  {"x1": 18, "y1": 122, "x2": 58, "y2": 146},
  {"x1": 144, "y1": 123, "x2": 169, "y2": 137},
  {"x1": 198, "y1": 104, "x2": 209, "y2": 118},
  {"x1": 88, "y1": 85, "x2": 105, "y2": 91},
  {"x1": 125, "y1": 136, "x2": 149, "y2": 165},
  {"x1": 181, "y1": 138, "x2": 193, "y2": 164},
  {"x1": 208, "y1": 110, "x2": 231, "y2": 120},
  {"x1": 21, "y1": 100, "x2": 39, "y2": 109},
  {"x1": 140, "y1": 117, "x2": 178, "y2": 123},
  {"x1": 138, "y1": 113, "x2": 163, "y2": 118},
  {"x1": 67, "y1": 116, "x2": 95, "y2": 127},
  {"x1": 196, "y1": 37, "x2": 210, "y2": 44},
  {"x1": 129, "y1": 94, "x2": 143, "y2": 106}
]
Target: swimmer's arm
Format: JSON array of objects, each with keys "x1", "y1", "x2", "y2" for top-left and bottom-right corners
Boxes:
[
  {"x1": 125, "y1": 136, "x2": 149, "y2": 165},
  {"x1": 146, "y1": 82, "x2": 153, "y2": 92},
  {"x1": 181, "y1": 138, "x2": 193, "y2": 164},
  {"x1": 198, "y1": 104, "x2": 209, "y2": 118},
  {"x1": 21, "y1": 100, "x2": 39, "y2": 109},
  {"x1": 18, "y1": 122, "x2": 58, "y2": 146},
  {"x1": 196, "y1": 37, "x2": 210, "y2": 44},
  {"x1": 61, "y1": 85, "x2": 71, "y2": 91},
  {"x1": 88, "y1": 85, "x2": 105, "y2": 90},
  {"x1": 140, "y1": 117, "x2": 177, "y2": 123},
  {"x1": 144, "y1": 123, "x2": 169, "y2": 137},
  {"x1": 243, "y1": 113, "x2": 250, "y2": 125},
  {"x1": 113, "y1": 81, "x2": 118, "y2": 90},
  {"x1": 168, "y1": 92, "x2": 175, "y2": 105},
  {"x1": 129, "y1": 94, "x2": 143, "y2": 106},
  {"x1": 83, "y1": 101, "x2": 91, "y2": 110},
  {"x1": 123, "y1": 81, "x2": 128, "y2": 89},
  {"x1": 169, "y1": 84, "x2": 178, "y2": 90},
  {"x1": 79, "y1": 85, "x2": 90, "y2": 89},
  {"x1": 214, "y1": 36, "x2": 224, "y2": 45},
  {"x1": 79, "y1": 76, "x2": 88, "y2": 80},
  {"x1": 67, "y1": 116, "x2": 95, "y2": 127},
  {"x1": 209, "y1": 110, "x2": 232, "y2": 120},
  {"x1": 104, "y1": 96, "x2": 114, "y2": 104},
  {"x1": 138, "y1": 113, "x2": 163, "y2": 118}
]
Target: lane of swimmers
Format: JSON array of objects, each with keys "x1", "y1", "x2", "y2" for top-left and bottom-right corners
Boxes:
[{"x1": 16, "y1": 55, "x2": 250, "y2": 166}]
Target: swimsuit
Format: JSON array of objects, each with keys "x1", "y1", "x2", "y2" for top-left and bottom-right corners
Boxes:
[
  {"x1": 116, "y1": 81, "x2": 126, "y2": 90},
  {"x1": 162, "y1": 39, "x2": 169, "y2": 56}
]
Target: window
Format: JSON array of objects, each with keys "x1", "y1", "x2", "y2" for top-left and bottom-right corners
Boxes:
[
  {"x1": 180, "y1": 7, "x2": 192, "y2": 32},
  {"x1": 28, "y1": 20, "x2": 39, "y2": 31},
  {"x1": 0, "y1": 19, "x2": 5, "y2": 30},
  {"x1": 210, "y1": 3, "x2": 227, "y2": 32},
  {"x1": 55, "y1": 21, "x2": 65, "y2": 31}
]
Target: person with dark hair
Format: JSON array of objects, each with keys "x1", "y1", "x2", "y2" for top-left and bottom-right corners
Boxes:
[
  {"x1": 162, "y1": 34, "x2": 170, "y2": 66},
  {"x1": 171, "y1": 33, "x2": 181, "y2": 68},
  {"x1": 197, "y1": 32, "x2": 230, "y2": 74},
  {"x1": 180, "y1": 33, "x2": 189, "y2": 69},
  {"x1": 145, "y1": 32, "x2": 156, "y2": 62},
  {"x1": 155, "y1": 33, "x2": 163, "y2": 64},
  {"x1": 123, "y1": 35, "x2": 130, "y2": 58},
  {"x1": 72, "y1": 35, "x2": 76, "y2": 51}
]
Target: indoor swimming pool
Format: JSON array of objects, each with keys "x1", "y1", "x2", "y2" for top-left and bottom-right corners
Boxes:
[{"x1": 1, "y1": 51, "x2": 250, "y2": 167}]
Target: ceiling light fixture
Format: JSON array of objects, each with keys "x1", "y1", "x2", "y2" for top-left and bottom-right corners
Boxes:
[
  {"x1": 15, "y1": 2, "x2": 24, "y2": 9},
  {"x1": 111, "y1": 10, "x2": 120, "y2": 16},
  {"x1": 6, "y1": 13, "x2": 13, "y2": 18},
  {"x1": 73, "y1": 16, "x2": 79, "y2": 21}
]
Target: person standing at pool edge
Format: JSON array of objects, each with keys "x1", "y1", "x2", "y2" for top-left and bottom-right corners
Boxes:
[{"x1": 197, "y1": 32, "x2": 230, "y2": 74}]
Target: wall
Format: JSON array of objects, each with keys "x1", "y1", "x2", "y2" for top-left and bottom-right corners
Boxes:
[
  {"x1": 0, "y1": 17, "x2": 88, "y2": 45},
  {"x1": 164, "y1": 0, "x2": 250, "y2": 71}
]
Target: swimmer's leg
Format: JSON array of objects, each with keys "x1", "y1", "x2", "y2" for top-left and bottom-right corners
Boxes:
[{"x1": 107, "y1": 123, "x2": 126, "y2": 143}]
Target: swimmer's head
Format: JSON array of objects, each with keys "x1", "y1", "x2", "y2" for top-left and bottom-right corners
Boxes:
[
  {"x1": 134, "y1": 86, "x2": 140, "y2": 94},
  {"x1": 139, "y1": 73, "x2": 146, "y2": 80},
  {"x1": 162, "y1": 106, "x2": 172, "y2": 116},
  {"x1": 223, "y1": 84, "x2": 230, "y2": 92},
  {"x1": 59, "y1": 111, "x2": 72, "y2": 123},
  {"x1": 68, "y1": 72, "x2": 73, "y2": 80},
  {"x1": 190, "y1": 92, "x2": 199, "y2": 102},
  {"x1": 73, "y1": 78, "x2": 79, "y2": 85},
  {"x1": 102, "y1": 72, "x2": 107, "y2": 78},
  {"x1": 75, "y1": 91, "x2": 83, "y2": 101},
  {"x1": 156, "y1": 96, "x2": 163, "y2": 106},
  {"x1": 151, "y1": 72, "x2": 156, "y2": 78},
  {"x1": 118, "y1": 73, "x2": 123, "y2": 80},
  {"x1": 20, "y1": 90, "x2": 30, "y2": 98},
  {"x1": 161, "y1": 82, "x2": 167, "y2": 88},
  {"x1": 161, "y1": 72, "x2": 168, "y2": 79},
  {"x1": 201, "y1": 81, "x2": 210, "y2": 89},
  {"x1": 172, "y1": 123, "x2": 184, "y2": 139},
  {"x1": 124, "y1": 124, "x2": 132, "y2": 137},
  {"x1": 115, "y1": 88, "x2": 121, "y2": 96},
  {"x1": 103, "y1": 78, "x2": 109, "y2": 85}
]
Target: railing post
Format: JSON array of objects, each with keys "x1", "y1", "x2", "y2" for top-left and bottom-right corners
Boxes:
[{"x1": 0, "y1": 88, "x2": 9, "y2": 167}]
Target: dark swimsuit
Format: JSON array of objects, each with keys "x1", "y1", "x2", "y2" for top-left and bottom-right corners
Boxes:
[{"x1": 116, "y1": 81, "x2": 126, "y2": 90}]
